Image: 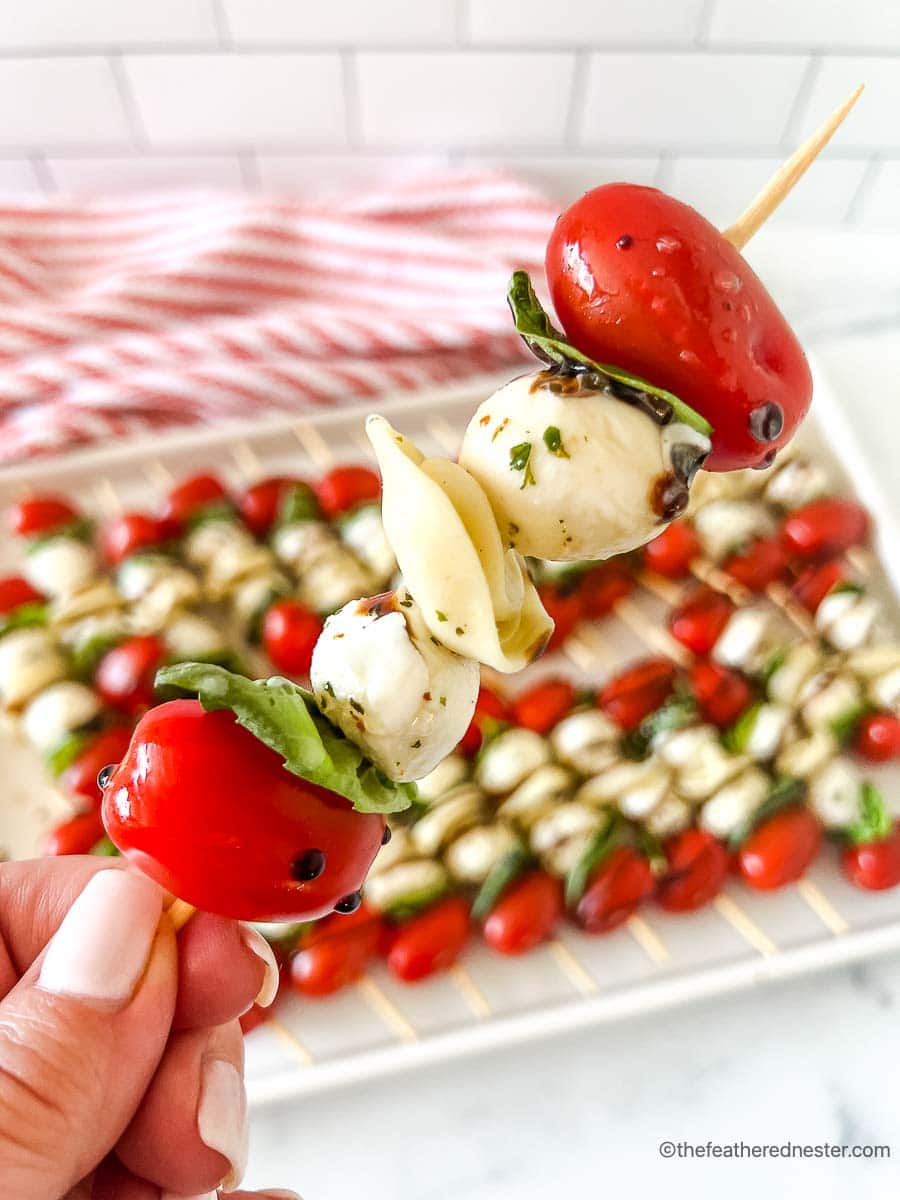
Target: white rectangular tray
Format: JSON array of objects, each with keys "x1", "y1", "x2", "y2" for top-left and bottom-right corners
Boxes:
[{"x1": 2, "y1": 360, "x2": 899, "y2": 1107}]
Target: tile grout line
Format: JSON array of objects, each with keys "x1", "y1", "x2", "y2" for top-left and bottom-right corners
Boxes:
[{"x1": 108, "y1": 52, "x2": 149, "y2": 151}]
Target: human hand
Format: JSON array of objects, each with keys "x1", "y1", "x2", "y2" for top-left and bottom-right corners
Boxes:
[{"x1": 0, "y1": 856, "x2": 298, "y2": 1200}]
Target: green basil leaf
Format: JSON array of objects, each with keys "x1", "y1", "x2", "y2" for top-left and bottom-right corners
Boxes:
[
  {"x1": 830, "y1": 702, "x2": 874, "y2": 746},
  {"x1": 25, "y1": 517, "x2": 95, "y2": 556},
  {"x1": 621, "y1": 692, "x2": 696, "y2": 760},
  {"x1": 45, "y1": 730, "x2": 93, "y2": 777},
  {"x1": 0, "y1": 601, "x2": 48, "y2": 639},
  {"x1": 70, "y1": 631, "x2": 123, "y2": 679},
  {"x1": 471, "y1": 843, "x2": 532, "y2": 922},
  {"x1": 277, "y1": 483, "x2": 321, "y2": 527},
  {"x1": 565, "y1": 813, "x2": 623, "y2": 909},
  {"x1": 90, "y1": 836, "x2": 120, "y2": 857},
  {"x1": 727, "y1": 776, "x2": 805, "y2": 850},
  {"x1": 507, "y1": 271, "x2": 713, "y2": 438},
  {"x1": 722, "y1": 702, "x2": 762, "y2": 755},
  {"x1": 155, "y1": 662, "x2": 416, "y2": 815},
  {"x1": 846, "y1": 782, "x2": 892, "y2": 846}
]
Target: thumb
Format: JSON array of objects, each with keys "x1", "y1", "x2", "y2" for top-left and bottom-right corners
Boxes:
[{"x1": 0, "y1": 869, "x2": 177, "y2": 1200}]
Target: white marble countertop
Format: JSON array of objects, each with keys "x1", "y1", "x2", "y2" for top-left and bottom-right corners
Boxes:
[{"x1": 242, "y1": 232, "x2": 900, "y2": 1200}]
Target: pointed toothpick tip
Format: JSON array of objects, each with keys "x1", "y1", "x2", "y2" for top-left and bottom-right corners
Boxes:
[{"x1": 723, "y1": 83, "x2": 865, "y2": 251}]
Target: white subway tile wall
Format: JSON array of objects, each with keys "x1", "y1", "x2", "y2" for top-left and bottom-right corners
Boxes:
[{"x1": 0, "y1": 0, "x2": 893, "y2": 228}]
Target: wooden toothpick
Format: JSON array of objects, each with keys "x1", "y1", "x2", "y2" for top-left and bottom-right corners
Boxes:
[{"x1": 722, "y1": 84, "x2": 864, "y2": 250}]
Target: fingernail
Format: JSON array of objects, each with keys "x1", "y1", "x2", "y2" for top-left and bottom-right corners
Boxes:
[
  {"x1": 241, "y1": 924, "x2": 280, "y2": 1008},
  {"x1": 39, "y1": 870, "x2": 162, "y2": 1007},
  {"x1": 198, "y1": 1056, "x2": 248, "y2": 1191}
]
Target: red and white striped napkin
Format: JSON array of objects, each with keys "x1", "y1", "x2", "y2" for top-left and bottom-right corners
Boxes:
[{"x1": 0, "y1": 170, "x2": 560, "y2": 464}]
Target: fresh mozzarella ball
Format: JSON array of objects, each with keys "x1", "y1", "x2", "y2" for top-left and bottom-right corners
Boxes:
[
  {"x1": 299, "y1": 552, "x2": 374, "y2": 616},
  {"x1": 311, "y1": 590, "x2": 479, "y2": 783},
  {"x1": 808, "y1": 760, "x2": 861, "y2": 829},
  {"x1": 677, "y1": 742, "x2": 749, "y2": 801},
  {"x1": 816, "y1": 589, "x2": 879, "y2": 652},
  {"x1": 645, "y1": 795, "x2": 692, "y2": 838},
  {"x1": 475, "y1": 727, "x2": 551, "y2": 795},
  {"x1": 846, "y1": 643, "x2": 900, "y2": 710},
  {"x1": 367, "y1": 826, "x2": 414, "y2": 877},
  {"x1": 445, "y1": 823, "x2": 521, "y2": 885},
  {"x1": 410, "y1": 784, "x2": 484, "y2": 857},
  {"x1": 530, "y1": 801, "x2": 602, "y2": 858},
  {"x1": 0, "y1": 628, "x2": 68, "y2": 709},
  {"x1": 800, "y1": 673, "x2": 862, "y2": 732},
  {"x1": 763, "y1": 458, "x2": 829, "y2": 510},
  {"x1": 25, "y1": 537, "x2": 97, "y2": 598},
  {"x1": 618, "y1": 764, "x2": 672, "y2": 819},
  {"x1": 205, "y1": 542, "x2": 277, "y2": 601},
  {"x1": 51, "y1": 580, "x2": 122, "y2": 631},
  {"x1": 458, "y1": 372, "x2": 709, "y2": 561},
  {"x1": 58, "y1": 609, "x2": 128, "y2": 651},
  {"x1": 776, "y1": 730, "x2": 837, "y2": 780},
  {"x1": 22, "y1": 682, "x2": 102, "y2": 752},
  {"x1": 117, "y1": 556, "x2": 200, "y2": 605},
  {"x1": 363, "y1": 859, "x2": 449, "y2": 914},
  {"x1": 870, "y1": 667, "x2": 900, "y2": 712},
  {"x1": 713, "y1": 608, "x2": 773, "y2": 671},
  {"x1": 183, "y1": 519, "x2": 251, "y2": 569},
  {"x1": 340, "y1": 504, "x2": 397, "y2": 584},
  {"x1": 416, "y1": 753, "x2": 470, "y2": 802},
  {"x1": 164, "y1": 613, "x2": 228, "y2": 662},
  {"x1": 654, "y1": 724, "x2": 718, "y2": 767},
  {"x1": 580, "y1": 758, "x2": 662, "y2": 806},
  {"x1": 272, "y1": 521, "x2": 337, "y2": 573},
  {"x1": 743, "y1": 703, "x2": 793, "y2": 761},
  {"x1": 767, "y1": 642, "x2": 822, "y2": 705},
  {"x1": 699, "y1": 769, "x2": 769, "y2": 839},
  {"x1": 498, "y1": 764, "x2": 575, "y2": 829},
  {"x1": 550, "y1": 708, "x2": 619, "y2": 775},
  {"x1": 692, "y1": 500, "x2": 774, "y2": 563}
]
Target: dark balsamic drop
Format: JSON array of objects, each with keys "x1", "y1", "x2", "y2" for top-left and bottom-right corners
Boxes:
[
  {"x1": 650, "y1": 473, "x2": 690, "y2": 522},
  {"x1": 291, "y1": 848, "x2": 327, "y2": 881},
  {"x1": 334, "y1": 891, "x2": 362, "y2": 914},
  {"x1": 748, "y1": 402, "x2": 784, "y2": 443},
  {"x1": 381, "y1": 825, "x2": 392, "y2": 845},
  {"x1": 616, "y1": 234, "x2": 633, "y2": 249},
  {"x1": 97, "y1": 763, "x2": 117, "y2": 791},
  {"x1": 753, "y1": 449, "x2": 778, "y2": 470},
  {"x1": 670, "y1": 443, "x2": 708, "y2": 487}
]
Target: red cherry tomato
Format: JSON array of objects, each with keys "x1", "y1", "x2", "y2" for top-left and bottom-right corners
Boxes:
[
  {"x1": 458, "y1": 684, "x2": 510, "y2": 757},
  {"x1": 163, "y1": 473, "x2": 229, "y2": 529},
  {"x1": 290, "y1": 903, "x2": 383, "y2": 996},
  {"x1": 0, "y1": 575, "x2": 44, "y2": 615},
  {"x1": 545, "y1": 183, "x2": 811, "y2": 472},
  {"x1": 9, "y1": 495, "x2": 79, "y2": 538},
  {"x1": 42, "y1": 809, "x2": 106, "y2": 856},
  {"x1": 95, "y1": 634, "x2": 166, "y2": 715},
  {"x1": 511, "y1": 677, "x2": 576, "y2": 735},
  {"x1": 656, "y1": 828, "x2": 729, "y2": 912},
  {"x1": 781, "y1": 498, "x2": 869, "y2": 561},
  {"x1": 669, "y1": 586, "x2": 733, "y2": 655},
  {"x1": 102, "y1": 512, "x2": 174, "y2": 565},
  {"x1": 538, "y1": 583, "x2": 584, "y2": 652},
  {"x1": 791, "y1": 559, "x2": 846, "y2": 614},
  {"x1": 578, "y1": 561, "x2": 634, "y2": 617},
  {"x1": 262, "y1": 599, "x2": 323, "y2": 677},
  {"x1": 101, "y1": 700, "x2": 384, "y2": 921},
  {"x1": 315, "y1": 466, "x2": 381, "y2": 519},
  {"x1": 386, "y1": 896, "x2": 470, "y2": 982},
  {"x1": 60, "y1": 724, "x2": 134, "y2": 808},
  {"x1": 690, "y1": 660, "x2": 752, "y2": 729},
  {"x1": 738, "y1": 805, "x2": 822, "y2": 890},
  {"x1": 240, "y1": 1000, "x2": 274, "y2": 1035},
  {"x1": 643, "y1": 521, "x2": 700, "y2": 579},
  {"x1": 842, "y1": 826, "x2": 900, "y2": 891},
  {"x1": 239, "y1": 476, "x2": 312, "y2": 538},
  {"x1": 483, "y1": 870, "x2": 563, "y2": 955},
  {"x1": 598, "y1": 657, "x2": 677, "y2": 731},
  {"x1": 854, "y1": 713, "x2": 900, "y2": 763},
  {"x1": 575, "y1": 846, "x2": 656, "y2": 933},
  {"x1": 724, "y1": 536, "x2": 786, "y2": 592}
]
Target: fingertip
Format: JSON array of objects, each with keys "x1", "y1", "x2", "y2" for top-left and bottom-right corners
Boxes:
[{"x1": 174, "y1": 914, "x2": 274, "y2": 1028}]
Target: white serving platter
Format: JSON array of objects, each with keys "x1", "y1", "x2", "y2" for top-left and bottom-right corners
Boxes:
[{"x1": 1, "y1": 359, "x2": 899, "y2": 1108}]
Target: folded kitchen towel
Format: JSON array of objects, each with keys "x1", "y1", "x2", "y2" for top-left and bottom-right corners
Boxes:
[{"x1": 0, "y1": 170, "x2": 559, "y2": 463}]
